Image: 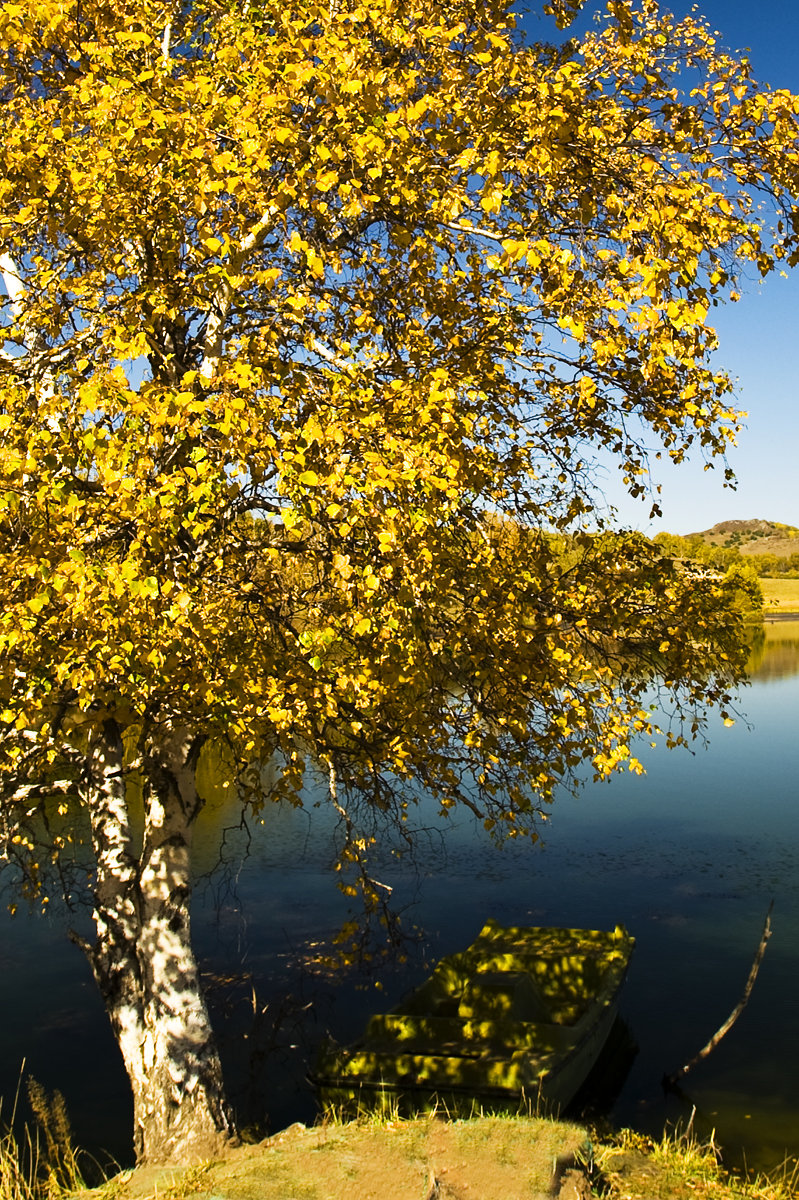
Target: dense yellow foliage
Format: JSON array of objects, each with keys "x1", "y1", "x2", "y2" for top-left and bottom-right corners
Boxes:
[{"x1": 0, "y1": 0, "x2": 795, "y2": 906}]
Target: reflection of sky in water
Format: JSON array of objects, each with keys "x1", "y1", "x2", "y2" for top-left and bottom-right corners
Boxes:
[{"x1": 1, "y1": 624, "x2": 798, "y2": 1170}]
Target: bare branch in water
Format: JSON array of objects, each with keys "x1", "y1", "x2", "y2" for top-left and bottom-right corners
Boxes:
[{"x1": 664, "y1": 900, "x2": 774, "y2": 1088}]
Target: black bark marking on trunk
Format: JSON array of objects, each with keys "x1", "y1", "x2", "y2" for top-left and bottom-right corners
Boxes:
[{"x1": 79, "y1": 723, "x2": 237, "y2": 1163}]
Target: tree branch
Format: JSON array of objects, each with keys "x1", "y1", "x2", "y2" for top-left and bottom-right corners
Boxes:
[
  {"x1": 664, "y1": 901, "x2": 774, "y2": 1087},
  {"x1": 2, "y1": 779, "x2": 78, "y2": 804},
  {"x1": 161, "y1": 21, "x2": 172, "y2": 67},
  {"x1": 0, "y1": 252, "x2": 25, "y2": 325},
  {"x1": 199, "y1": 207, "x2": 279, "y2": 380}
]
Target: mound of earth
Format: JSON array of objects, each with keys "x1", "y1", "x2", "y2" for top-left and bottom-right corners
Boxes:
[{"x1": 102, "y1": 1116, "x2": 590, "y2": 1200}]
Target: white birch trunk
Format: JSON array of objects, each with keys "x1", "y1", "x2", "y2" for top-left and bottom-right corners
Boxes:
[{"x1": 81, "y1": 721, "x2": 236, "y2": 1165}]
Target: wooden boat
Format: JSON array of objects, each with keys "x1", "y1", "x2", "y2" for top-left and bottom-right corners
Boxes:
[{"x1": 315, "y1": 919, "x2": 634, "y2": 1116}]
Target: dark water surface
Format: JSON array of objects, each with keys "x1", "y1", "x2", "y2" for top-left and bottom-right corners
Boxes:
[{"x1": 1, "y1": 621, "x2": 798, "y2": 1171}]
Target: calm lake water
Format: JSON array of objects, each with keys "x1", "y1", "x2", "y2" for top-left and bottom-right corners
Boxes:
[{"x1": 1, "y1": 620, "x2": 798, "y2": 1172}]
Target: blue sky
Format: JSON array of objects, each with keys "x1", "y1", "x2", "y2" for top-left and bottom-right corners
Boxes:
[{"x1": 522, "y1": 0, "x2": 799, "y2": 535}]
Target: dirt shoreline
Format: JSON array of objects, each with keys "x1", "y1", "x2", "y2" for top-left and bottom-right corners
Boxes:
[{"x1": 95, "y1": 1115, "x2": 777, "y2": 1200}]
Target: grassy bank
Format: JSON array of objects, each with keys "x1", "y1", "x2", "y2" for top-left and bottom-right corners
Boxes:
[
  {"x1": 4, "y1": 1112, "x2": 797, "y2": 1200},
  {"x1": 597, "y1": 1127, "x2": 799, "y2": 1200},
  {"x1": 760, "y1": 577, "x2": 799, "y2": 614},
  {"x1": 92, "y1": 1118, "x2": 799, "y2": 1200}
]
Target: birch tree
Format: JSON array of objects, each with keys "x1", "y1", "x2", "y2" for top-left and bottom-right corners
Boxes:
[{"x1": 0, "y1": 0, "x2": 797, "y2": 1165}]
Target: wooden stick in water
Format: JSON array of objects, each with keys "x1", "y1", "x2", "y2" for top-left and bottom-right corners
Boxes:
[{"x1": 664, "y1": 900, "x2": 774, "y2": 1088}]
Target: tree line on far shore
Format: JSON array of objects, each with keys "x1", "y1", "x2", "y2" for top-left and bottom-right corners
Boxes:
[{"x1": 654, "y1": 532, "x2": 799, "y2": 579}]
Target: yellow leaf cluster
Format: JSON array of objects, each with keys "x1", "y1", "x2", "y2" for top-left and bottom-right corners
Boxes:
[{"x1": 0, "y1": 0, "x2": 793, "y2": 901}]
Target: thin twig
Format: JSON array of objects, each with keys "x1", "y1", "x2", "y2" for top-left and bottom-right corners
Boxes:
[{"x1": 664, "y1": 900, "x2": 774, "y2": 1087}]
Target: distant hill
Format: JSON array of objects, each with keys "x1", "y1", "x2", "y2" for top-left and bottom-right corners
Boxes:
[{"x1": 687, "y1": 519, "x2": 799, "y2": 558}]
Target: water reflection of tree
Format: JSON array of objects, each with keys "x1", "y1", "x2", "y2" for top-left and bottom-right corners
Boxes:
[{"x1": 746, "y1": 623, "x2": 799, "y2": 681}]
